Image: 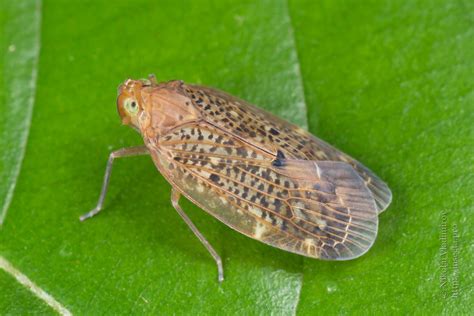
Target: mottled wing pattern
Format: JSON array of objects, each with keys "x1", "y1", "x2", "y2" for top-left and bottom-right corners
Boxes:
[
  {"x1": 182, "y1": 84, "x2": 391, "y2": 213},
  {"x1": 152, "y1": 123, "x2": 378, "y2": 260}
]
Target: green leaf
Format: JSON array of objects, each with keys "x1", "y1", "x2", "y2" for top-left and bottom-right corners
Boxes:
[
  {"x1": 0, "y1": 269, "x2": 55, "y2": 315},
  {"x1": 1, "y1": 0, "x2": 472, "y2": 314},
  {"x1": 0, "y1": 0, "x2": 40, "y2": 225}
]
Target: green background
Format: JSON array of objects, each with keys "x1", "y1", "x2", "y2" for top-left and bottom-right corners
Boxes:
[{"x1": 1, "y1": 0, "x2": 472, "y2": 314}]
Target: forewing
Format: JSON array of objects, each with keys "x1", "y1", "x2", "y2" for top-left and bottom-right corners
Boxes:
[
  {"x1": 153, "y1": 123, "x2": 378, "y2": 260},
  {"x1": 183, "y1": 84, "x2": 392, "y2": 213}
]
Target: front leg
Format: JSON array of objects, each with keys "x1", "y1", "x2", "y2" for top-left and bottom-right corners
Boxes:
[
  {"x1": 80, "y1": 146, "x2": 149, "y2": 221},
  {"x1": 171, "y1": 188, "x2": 224, "y2": 282}
]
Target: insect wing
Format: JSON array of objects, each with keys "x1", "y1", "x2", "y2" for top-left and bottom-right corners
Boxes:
[
  {"x1": 183, "y1": 84, "x2": 392, "y2": 213},
  {"x1": 154, "y1": 123, "x2": 378, "y2": 260}
]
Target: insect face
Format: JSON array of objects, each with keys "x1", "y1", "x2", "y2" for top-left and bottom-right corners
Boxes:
[{"x1": 117, "y1": 79, "x2": 148, "y2": 130}]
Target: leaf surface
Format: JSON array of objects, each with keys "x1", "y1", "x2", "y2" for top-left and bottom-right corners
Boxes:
[{"x1": 0, "y1": 0, "x2": 472, "y2": 314}]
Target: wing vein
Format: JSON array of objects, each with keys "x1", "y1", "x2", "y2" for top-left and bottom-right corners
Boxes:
[
  {"x1": 288, "y1": 197, "x2": 375, "y2": 222},
  {"x1": 173, "y1": 161, "x2": 337, "y2": 244}
]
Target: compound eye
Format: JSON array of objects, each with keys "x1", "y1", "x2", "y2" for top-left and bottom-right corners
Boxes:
[{"x1": 124, "y1": 98, "x2": 138, "y2": 115}]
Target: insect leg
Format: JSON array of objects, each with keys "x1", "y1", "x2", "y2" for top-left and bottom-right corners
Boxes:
[
  {"x1": 171, "y1": 188, "x2": 224, "y2": 282},
  {"x1": 80, "y1": 146, "x2": 149, "y2": 221}
]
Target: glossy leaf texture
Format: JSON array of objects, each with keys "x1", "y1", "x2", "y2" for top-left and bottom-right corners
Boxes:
[{"x1": 0, "y1": 0, "x2": 472, "y2": 314}]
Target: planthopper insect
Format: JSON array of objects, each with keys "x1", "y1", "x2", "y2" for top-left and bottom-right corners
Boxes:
[{"x1": 81, "y1": 75, "x2": 392, "y2": 282}]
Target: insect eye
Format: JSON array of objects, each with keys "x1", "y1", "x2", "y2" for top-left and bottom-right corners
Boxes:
[{"x1": 124, "y1": 99, "x2": 139, "y2": 115}]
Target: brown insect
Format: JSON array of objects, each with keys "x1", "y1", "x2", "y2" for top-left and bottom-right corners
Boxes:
[{"x1": 81, "y1": 75, "x2": 392, "y2": 282}]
